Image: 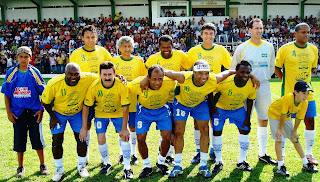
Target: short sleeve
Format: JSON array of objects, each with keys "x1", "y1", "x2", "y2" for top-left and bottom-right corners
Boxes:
[
  {"x1": 222, "y1": 48, "x2": 232, "y2": 69},
  {"x1": 41, "y1": 82, "x2": 55, "y2": 105},
  {"x1": 120, "y1": 85, "x2": 130, "y2": 107},
  {"x1": 84, "y1": 85, "x2": 95, "y2": 107},
  {"x1": 296, "y1": 101, "x2": 308, "y2": 120},
  {"x1": 280, "y1": 97, "x2": 289, "y2": 115},
  {"x1": 275, "y1": 47, "x2": 284, "y2": 69}
]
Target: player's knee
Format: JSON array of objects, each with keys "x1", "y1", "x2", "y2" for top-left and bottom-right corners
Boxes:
[
  {"x1": 52, "y1": 133, "x2": 64, "y2": 146},
  {"x1": 137, "y1": 134, "x2": 146, "y2": 144},
  {"x1": 162, "y1": 133, "x2": 171, "y2": 142},
  {"x1": 213, "y1": 130, "x2": 222, "y2": 136},
  {"x1": 129, "y1": 126, "x2": 136, "y2": 132},
  {"x1": 304, "y1": 117, "x2": 314, "y2": 130},
  {"x1": 239, "y1": 129, "x2": 250, "y2": 135}
]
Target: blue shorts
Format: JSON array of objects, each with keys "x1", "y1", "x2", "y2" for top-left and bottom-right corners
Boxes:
[
  {"x1": 135, "y1": 104, "x2": 172, "y2": 134},
  {"x1": 128, "y1": 112, "x2": 136, "y2": 127},
  {"x1": 292, "y1": 100, "x2": 317, "y2": 118},
  {"x1": 212, "y1": 107, "x2": 249, "y2": 131},
  {"x1": 51, "y1": 111, "x2": 83, "y2": 134},
  {"x1": 172, "y1": 98, "x2": 210, "y2": 121},
  {"x1": 94, "y1": 117, "x2": 123, "y2": 134}
]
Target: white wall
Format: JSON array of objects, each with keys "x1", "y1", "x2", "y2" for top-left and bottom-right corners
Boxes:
[
  {"x1": 305, "y1": 5, "x2": 320, "y2": 19},
  {"x1": 116, "y1": 6, "x2": 149, "y2": 19},
  {"x1": 6, "y1": 0, "x2": 35, "y2": 8},
  {"x1": 268, "y1": 5, "x2": 300, "y2": 19},
  {"x1": 42, "y1": 8, "x2": 74, "y2": 22},
  {"x1": 78, "y1": 7, "x2": 111, "y2": 20},
  {"x1": 42, "y1": 0, "x2": 73, "y2": 6},
  {"x1": 230, "y1": 5, "x2": 263, "y2": 18},
  {"x1": 78, "y1": 0, "x2": 110, "y2": 6},
  {"x1": 6, "y1": 9, "x2": 37, "y2": 22},
  {"x1": 115, "y1": 0, "x2": 148, "y2": 5}
]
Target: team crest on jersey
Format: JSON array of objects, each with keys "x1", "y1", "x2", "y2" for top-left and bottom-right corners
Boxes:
[
  {"x1": 261, "y1": 53, "x2": 267, "y2": 58},
  {"x1": 13, "y1": 87, "x2": 31, "y2": 98},
  {"x1": 67, "y1": 91, "x2": 79, "y2": 106},
  {"x1": 298, "y1": 53, "x2": 309, "y2": 70}
]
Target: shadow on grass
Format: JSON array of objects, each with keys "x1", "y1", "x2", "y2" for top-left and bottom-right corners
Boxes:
[
  {"x1": 270, "y1": 166, "x2": 314, "y2": 182},
  {"x1": 245, "y1": 161, "x2": 277, "y2": 182}
]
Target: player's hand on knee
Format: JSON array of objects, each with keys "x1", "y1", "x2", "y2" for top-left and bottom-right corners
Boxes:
[
  {"x1": 7, "y1": 111, "x2": 18, "y2": 124},
  {"x1": 291, "y1": 132, "x2": 299, "y2": 141},
  {"x1": 242, "y1": 118, "x2": 251, "y2": 130},
  {"x1": 79, "y1": 127, "x2": 87, "y2": 142},
  {"x1": 34, "y1": 110, "x2": 43, "y2": 123},
  {"x1": 119, "y1": 129, "x2": 130, "y2": 142},
  {"x1": 275, "y1": 128, "x2": 283, "y2": 139},
  {"x1": 50, "y1": 116, "x2": 61, "y2": 130}
]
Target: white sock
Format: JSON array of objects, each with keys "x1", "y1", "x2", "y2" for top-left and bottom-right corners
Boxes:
[
  {"x1": 194, "y1": 129, "x2": 201, "y2": 153},
  {"x1": 304, "y1": 129, "x2": 315, "y2": 155},
  {"x1": 158, "y1": 154, "x2": 166, "y2": 165},
  {"x1": 278, "y1": 160, "x2": 284, "y2": 169},
  {"x1": 209, "y1": 129, "x2": 213, "y2": 148},
  {"x1": 54, "y1": 158, "x2": 64, "y2": 171},
  {"x1": 302, "y1": 156, "x2": 308, "y2": 165},
  {"x1": 238, "y1": 134, "x2": 249, "y2": 163},
  {"x1": 282, "y1": 138, "x2": 287, "y2": 157},
  {"x1": 212, "y1": 136, "x2": 223, "y2": 162},
  {"x1": 257, "y1": 126, "x2": 268, "y2": 156},
  {"x1": 78, "y1": 156, "x2": 86, "y2": 170},
  {"x1": 98, "y1": 143, "x2": 111, "y2": 165},
  {"x1": 121, "y1": 141, "x2": 131, "y2": 170},
  {"x1": 118, "y1": 135, "x2": 123, "y2": 155},
  {"x1": 175, "y1": 153, "x2": 183, "y2": 167},
  {"x1": 200, "y1": 152, "x2": 208, "y2": 167},
  {"x1": 130, "y1": 131, "x2": 137, "y2": 155},
  {"x1": 167, "y1": 145, "x2": 174, "y2": 157},
  {"x1": 86, "y1": 130, "x2": 90, "y2": 162},
  {"x1": 143, "y1": 158, "x2": 151, "y2": 168}
]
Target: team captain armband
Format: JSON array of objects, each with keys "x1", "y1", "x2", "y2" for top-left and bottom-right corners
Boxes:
[{"x1": 193, "y1": 63, "x2": 210, "y2": 72}]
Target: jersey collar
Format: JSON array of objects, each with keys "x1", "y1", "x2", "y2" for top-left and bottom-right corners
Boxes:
[
  {"x1": 160, "y1": 51, "x2": 173, "y2": 59},
  {"x1": 201, "y1": 44, "x2": 215, "y2": 51},
  {"x1": 101, "y1": 79, "x2": 115, "y2": 89},
  {"x1": 294, "y1": 42, "x2": 308, "y2": 49},
  {"x1": 234, "y1": 75, "x2": 248, "y2": 88},
  {"x1": 120, "y1": 56, "x2": 133, "y2": 61},
  {"x1": 82, "y1": 46, "x2": 96, "y2": 52}
]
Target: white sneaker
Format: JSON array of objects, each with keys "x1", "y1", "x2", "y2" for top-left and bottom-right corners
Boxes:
[
  {"x1": 78, "y1": 166, "x2": 89, "y2": 178},
  {"x1": 52, "y1": 169, "x2": 64, "y2": 181}
]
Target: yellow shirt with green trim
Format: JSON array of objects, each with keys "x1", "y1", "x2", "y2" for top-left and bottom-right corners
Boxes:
[
  {"x1": 275, "y1": 42, "x2": 318, "y2": 101},
  {"x1": 111, "y1": 56, "x2": 147, "y2": 112},
  {"x1": 41, "y1": 72, "x2": 99, "y2": 116},
  {"x1": 268, "y1": 93, "x2": 308, "y2": 120},
  {"x1": 84, "y1": 78, "x2": 130, "y2": 118},
  {"x1": 70, "y1": 45, "x2": 112, "y2": 74},
  {"x1": 145, "y1": 50, "x2": 189, "y2": 71},
  {"x1": 216, "y1": 75, "x2": 257, "y2": 110},
  {"x1": 176, "y1": 71, "x2": 217, "y2": 107},
  {"x1": 186, "y1": 44, "x2": 231, "y2": 73},
  {"x1": 128, "y1": 76, "x2": 176, "y2": 109}
]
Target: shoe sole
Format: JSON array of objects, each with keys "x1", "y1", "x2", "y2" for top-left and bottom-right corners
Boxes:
[
  {"x1": 259, "y1": 158, "x2": 277, "y2": 165},
  {"x1": 169, "y1": 170, "x2": 183, "y2": 178}
]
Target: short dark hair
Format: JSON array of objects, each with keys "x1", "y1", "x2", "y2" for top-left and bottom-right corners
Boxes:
[
  {"x1": 159, "y1": 35, "x2": 173, "y2": 45},
  {"x1": 201, "y1": 23, "x2": 216, "y2": 35},
  {"x1": 236, "y1": 60, "x2": 252, "y2": 71},
  {"x1": 295, "y1": 22, "x2": 309, "y2": 32},
  {"x1": 81, "y1": 25, "x2": 97, "y2": 37},
  {"x1": 100, "y1": 61, "x2": 115, "y2": 73},
  {"x1": 249, "y1": 18, "x2": 262, "y2": 29},
  {"x1": 148, "y1": 64, "x2": 164, "y2": 77}
]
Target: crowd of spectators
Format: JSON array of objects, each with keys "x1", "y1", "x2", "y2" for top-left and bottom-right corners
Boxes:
[{"x1": 0, "y1": 13, "x2": 319, "y2": 75}]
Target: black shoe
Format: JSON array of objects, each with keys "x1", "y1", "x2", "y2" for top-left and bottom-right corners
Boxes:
[
  {"x1": 236, "y1": 161, "x2": 253, "y2": 172},
  {"x1": 16, "y1": 166, "x2": 25, "y2": 178},
  {"x1": 303, "y1": 162, "x2": 319, "y2": 173},
  {"x1": 212, "y1": 162, "x2": 223, "y2": 174},
  {"x1": 100, "y1": 164, "x2": 112, "y2": 174},
  {"x1": 191, "y1": 152, "x2": 200, "y2": 164},
  {"x1": 277, "y1": 165, "x2": 289, "y2": 177},
  {"x1": 259, "y1": 154, "x2": 277, "y2": 165},
  {"x1": 130, "y1": 155, "x2": 139, "y2": 165},
  {"x1": 40, "y1": 163, "x2": 50, "y2": 175},
  {"x1": 124, "y1": 169, "x2": 134, "y2": 179},
  {"x1": 165, "y1": 156, "x2": 175, "y2": 166},
  {"x1": 156, "y1": 162, "x2": 170, "y2": 175},
  {"x1": 118, "y1": 155, "x2": 124, "y2": 165},
  {"x1": 139, "y1": 167, "x2": 152, "y2": 178}
]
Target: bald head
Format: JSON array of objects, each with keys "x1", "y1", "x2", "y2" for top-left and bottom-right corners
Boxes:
[{"x1": 65, "y1": 63, "x2": 81, "y2": 74}]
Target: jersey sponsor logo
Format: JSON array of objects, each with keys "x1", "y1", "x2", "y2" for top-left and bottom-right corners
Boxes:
[
  {"x1": 63, "y1": 106, "x2": 80, "y2": 115},
  {"x1": 149, "y1": 94, "x2": 161, "y2": 107},
  {"x1": 298, "y1": 53, "x2": 309, "y2": 70},
  {"x1": 98, "y1": 90, "x2": 103, "y2": 97},
  {"x1": 102, "y1": 93, "x2": 117, "y2": 113},
  {"x1": 67, "y1": 91, "x2": 79, "y2": 106},
  {"x1": 295, "y1": 72, "x2": 309, "y2": 81},
  {"x1": 13, "y1": 87, "x2": 31, "y2": 98}
]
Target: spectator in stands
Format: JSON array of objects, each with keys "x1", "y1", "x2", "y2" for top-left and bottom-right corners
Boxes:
[{"x1": 181, "y1": 10, "x2": 186, "y2": 17}]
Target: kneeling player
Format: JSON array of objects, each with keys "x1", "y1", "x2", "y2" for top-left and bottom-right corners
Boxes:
[
  {"x1": 82, "y1": 61, "x2": 133, "y2": 179},
  {"x1": 268, "y1": 81, "x2": 318, "y2": 177},
  {"x1": 128, "y1": 65, "x2": 176, "y2": 178},
  {"x1": 211, "y1": 61, "x2": 256, "y2": 174}
]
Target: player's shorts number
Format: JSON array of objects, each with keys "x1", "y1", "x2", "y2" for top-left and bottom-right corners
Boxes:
[
  {"x1": 137, "y1": 121, "x2": 143, "y2": 129},
  {"x1": 96, "y1": 121, "x2": 102, "y2": 129},
  {"x1": 176, "y1": 109, "x2": 186, "y2": 117},
  {"x1": 56, "y1": 123, "x2": 61, "y2": 129},
  {"x1": 214, "y1": 118, "x2": 219, "y2": 126}
]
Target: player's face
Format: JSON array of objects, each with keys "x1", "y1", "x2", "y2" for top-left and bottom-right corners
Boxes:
[
  {"x1": 295, "y1": 25, "x2": 310, "y2": 44},
  {"x1": 249, "y1": 22, "x2": 263, "y2": 40},
  {"x1": 17, "y1": 53, "x2": 31, "y2": 67},
  {"x1": 82, "y1": 31, "x2": 97, "y2": 48},
  {"x1": 100, "y1": 68, "x2": 115, "y2": 87},
  {"x1": 193, "y1": 71, "x2": 209, "y2": 86},
  {"x1": 159, "y1": 41, "x2": 172, "y2": 58},
  {"x1": 148, "y1": 68, "x2": 164, "y2": 90},
  {"x1": 119, "y1": 41, "x2": 134, "y2": 57},
  {"x1": 294, "y1": 90, "x2": 309, "y2": 102},
  {"x1": 201, "y1": 29, "x2": 215, "y2": 45},
  {"x1": 236, "y1": 65, "x2": 251, "y2": 83},
  {"x1": 65, "y1": 68, "x2": 80, "y2": 86}
]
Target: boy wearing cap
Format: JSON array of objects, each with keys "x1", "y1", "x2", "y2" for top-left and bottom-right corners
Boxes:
[
  {"x1": 1, "y1": 46, "x2": 49, "y2": 178},
  {"x1": 268, "y1": 81, "x2": 318, "y2": 177}
]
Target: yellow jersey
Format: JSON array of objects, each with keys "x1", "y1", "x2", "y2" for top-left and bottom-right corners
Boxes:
[
  {"x1": 145, "y1": 50, "x2": 190, "y2": 71},
  {"x1": 84, "y1": 78, "x2": 130, "y2": 118},
  {"x1": 111, "y1": 56, "x2": 147, "y2": 112},
  {"x1": 128, "y1": 76, "x2": 176, "y2": 109},
  {"x1": 176, "y1": 71, "x2": 217, "y2": 107},
  {"x1": 216, "y1": 75, "x2": 257, "y2": 110},
  {"x1": 275, "y1": 42, "x2": 318, "y2": 101},
  {"x1": 70, "y1": 45, "x2": 112, "y2": 74},
  {"x1": 42, "y1": 72, "x2": 99, "y2": 116},
  {"x1": 186, "y1": 44, "x2": 231, "y2": 73},
  {"x1": 268, "y1": 93, "x2": 308, "y2": 120}
]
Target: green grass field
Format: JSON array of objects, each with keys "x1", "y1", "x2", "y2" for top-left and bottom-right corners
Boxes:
[{"x1": 0, "y1": 78, "x2": 319, "y2": 182}]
